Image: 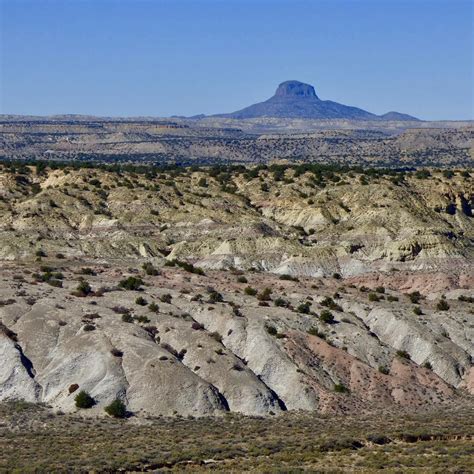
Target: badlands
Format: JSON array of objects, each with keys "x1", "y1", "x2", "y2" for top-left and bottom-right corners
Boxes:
[
  {"x1": 0, "y1": 160, "x2": 473, "y2": 471},
  {"x1": 0, "y1": 161, "x2": 472, "y2": 420}
]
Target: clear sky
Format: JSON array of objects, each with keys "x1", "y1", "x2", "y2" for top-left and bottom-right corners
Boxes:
[{"x1": 1, "y1": 0, "x2": 472, "y2": 120}]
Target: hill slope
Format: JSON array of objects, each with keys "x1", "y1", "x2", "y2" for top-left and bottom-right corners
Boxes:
[{"x1": 216, "y1": 80, "x2": 419, "y2": 120}]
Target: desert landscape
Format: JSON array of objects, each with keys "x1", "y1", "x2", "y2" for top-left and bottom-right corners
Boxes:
[
  {"x1": 0, "y1": 159, "x2": 473, "y2": 469},
  {"x1": 1, "y1": 0, "x2": 473, "y2": 469}
]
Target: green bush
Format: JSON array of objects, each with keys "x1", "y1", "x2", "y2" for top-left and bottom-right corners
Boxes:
[
  {"x1": 279, "y1": 274, "x2": 299, "y2": 282},
  {"x1": 122, "y1": 313, "x2": 134, "y2": 323},
  {"x1": 320, "y1": 297, "x2": 342, "y2": 312},
  {"x1": 297, "y1": 302, "x2": 311, "y2": 314},
  {"x1": 320, "y1": 310, "x2": 334, "y2": 324},
  {"x1": 396, "y1": 350, "x2": 410, "y2": 360},
  {"x1": 160, "y1": 293, "x2": 172, "y2": 304},
  {"x1": 368, "y1": 293, "x2": 380, "y2": 302},
  {"x1": 437, "y1": 299, "x2": 450, "y2": 311},
  {"x1": 119, "y1": 276, "x2": 144, "y2": 291},
  {"x1": 265, "y1": 324, "x2": 277, "y2": 336},
  {"x1": 413, "y1": 306, "x2": 423, "y2": 315},
  {"x1": 237, "y1": 276, "x2": 248, "y2": 283},
  {"x1": 75, "y1": 280, "x2": 92, "y2": 297},
  {"x1": 334, "y1": 383, "x2": 349, "y2": 394},
  {"x1": 408, "y1": 291, "x2": 421, "y2": 304},
  {"x1": 75, "y1": 390, "x2": 95, "y2": 409},
  {"x1": 274, "y1": 297, "x2": 288, "y2": 307},
  {"x1": 257, "y1": 288, "x2": 272, "y2": 301},
  {"x1": 142, "y1": 262, "x2": 159, "y2": 276},
  {"x1": 307, "y1": 327, "x2": 326, "y2": 339},
  {"x1": 244, "y1": 287, "x2": 257, "y2": 296},
  {"x1": 135, "y1": 296, "x2": 148, "y2": 306},
  {"x1": 104, "y1": 399, "x2": 127, "y2": 418},
  {"x1": 378, "y1": 365, "x2": 389, "y2": 375}
]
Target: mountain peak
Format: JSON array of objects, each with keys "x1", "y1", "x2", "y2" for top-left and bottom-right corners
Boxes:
[
  {"x1": 214, "y1": 80, "x2": 418, "y2": 121},
  {"x1": 274, "y1": 80, "x2": 319, "y2": 99}
]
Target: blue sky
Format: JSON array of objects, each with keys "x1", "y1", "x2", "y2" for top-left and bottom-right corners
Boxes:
[{"x1": 1, "y1": 0, "x2": 472, "y2": 119}]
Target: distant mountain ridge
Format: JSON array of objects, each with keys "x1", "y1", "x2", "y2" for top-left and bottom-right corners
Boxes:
[{"x1": 214, "y1": 80, "x2": 419, "y2": 121}]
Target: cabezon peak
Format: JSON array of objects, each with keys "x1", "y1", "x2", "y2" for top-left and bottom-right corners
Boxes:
[{"x1": 274, "y1": 80, "x2": 319, "y2": 99}]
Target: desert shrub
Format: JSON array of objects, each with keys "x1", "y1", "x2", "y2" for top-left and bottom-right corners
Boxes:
[
  {"x1": 166, "y1": 259, "x2": 205, "y2": 275},
  {"x1": 83, "y1": 324, "x2": 95, "y2": 331},
  {"x1": 378, "y1": 365, "x2": 390, "y2": 375},
  {"x1": 160, "y1": 293, "x2": 172, "y2": 304},
  {"x1": 297, "y1": 302, "x2": 311, "y2": 314},
  {"x1": 74, "y1": 280, "x2": 92, "y2": 297},
  {"x1": 265, "y1": 324, "x2": 278, "y2": 336},
  {"x1": 135, "y1": 315, "x2": 150, "y2": 324},
  {"x1": 142, "y1": 262, "x2": 159, "y2": 276},
  {"x1": 415, "y1": 169, "x2": 431, "y2": 179},
  {"x1": 80, "y1": 267, "x2": 96, "y2": 276},
  {"x1": 148, "y1": 302, "x2": 159, "y2": 313},
  {"x1": 375, "y1": 286, "x2": 385, "y2": 294},
  {"x1": 47, "y1": 279, "x2": 63, "y2": 288},
  {"x1": 396, "y1": 350, "x2": 410, "y2": 360},
  {"x1": 387, "y1": 295, "x2": 399, "y2": 302},
  {"x1": 119, "y1": 276, "x2": 144, "y2": 291},
  {"x1": 368, "y1": 293, "x2": 380, "y2": 302},
  {"x1": 191, "y1": 321, "x2": 204, "y2": 330},
  {"x1": 308, "y1": 327, "x2": 326, "y2": 339},
  {"x1": 437, "y1": 299, "x2": 450, "y2": 311},
  {"x1": 244, "y1": 286, "x2": 257, "y2": 296},
  {"x1": 332, "y1": 272, "x2": 342, "y2": 280},
  {"x1": 413, "y1": 306, "x2": 423, "y2": 315},
  {"x1": 135, "y1": 296, "x2": 148, "y2": 306},
  {"x1": 104, "y1": 399, "x2": 126, "y2": 418},
  {"x1": 121, "y1": 313, "x2": 134, "y2": 323},
  {"x1": 320, "y1": 310, "x2": 334, "y2": 324},
  {"x1": 74, "y1": 391, "x2": 95, "y2": 409},
  {"x1": 210, "y1": 331, "x2": 222, "y2": 343},
  {"x1": 458, "y1": 295, "x2": 474, "y2": 303},
  {"x1": 68, "y1": 383, "x2": 79, "y2": 394},
  {"x1": 423, "y1": 361, "x2": 433, "y2": 370},
  {"x1": 408, "y1": 291, "x2": 421, "y2": 304},
  {"x1": 257, "y1": 288, "x2": 272, "y2": 301},
  {"x1": 274, "y1": 297, "x2": 288, "y2": 307},
  {"x1": 35, "y1": 249, "x2": 46, "y2": 257},
  {"x1": 111, "y1": 305, "x2": 130, "y2": 314},
  {"x1": 207, "y1": 290, "x2": 223, "y2": 304},
  {"x1": 279, "y1": 274, "x2": 299, "y2": 282},
  {"x1": 320, "y1": 297, "x2": 342, "y2": 312},
  {"x1": 237, "y1": 276, "x2": 248, "y2": 283},
  {"x1": 110, "y1": 348, "x2": 123, "y2": 357},
  {"x1": 334, "y1": 383, "x2": 349, "y2": 393}
]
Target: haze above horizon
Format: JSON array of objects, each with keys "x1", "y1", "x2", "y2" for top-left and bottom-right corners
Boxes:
[{"x1": 1, "y1": 0, "x2": 473, "y2": 120}]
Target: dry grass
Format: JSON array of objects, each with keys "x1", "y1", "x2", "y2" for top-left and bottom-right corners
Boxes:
[{"x1": 0, "y1": 401, "x2": 472, "y2": 472}]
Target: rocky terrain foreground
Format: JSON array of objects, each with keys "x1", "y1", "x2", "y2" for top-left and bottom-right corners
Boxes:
[{"x1": 0, "y1": 162, "x2": 473, "y2": 419}]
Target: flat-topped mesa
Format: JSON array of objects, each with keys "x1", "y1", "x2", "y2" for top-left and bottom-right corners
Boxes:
[{"x1": 274, "y1": 80, "x2": 319, "y2": 99}]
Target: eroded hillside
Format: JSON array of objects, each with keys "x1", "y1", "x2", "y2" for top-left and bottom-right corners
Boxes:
[
  {"x1": 0, "y1": 162, "x2": 473, "y2": 417},
  {"x1": 0, "y1": 163, "x2": 472, "y2": 286}
]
